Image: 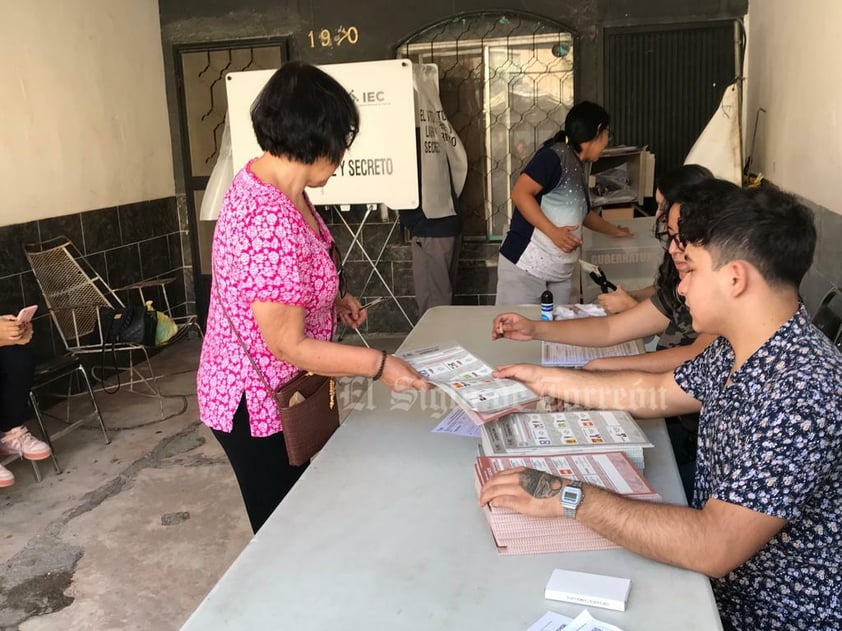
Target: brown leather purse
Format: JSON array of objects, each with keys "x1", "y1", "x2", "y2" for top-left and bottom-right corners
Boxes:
[
  {"x1": 272, "y1": 370, "x2": 339, "y2": 466},
  {"x1": 215, "y1": 288, "x2": 340, "y2": 466}
]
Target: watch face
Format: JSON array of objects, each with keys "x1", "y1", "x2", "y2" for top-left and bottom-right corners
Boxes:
[{"x1": 562, "y1": 485, "x2": 582, "y2": 508}]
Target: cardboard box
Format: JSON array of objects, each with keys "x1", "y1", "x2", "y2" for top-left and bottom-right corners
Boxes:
[
  {"x1": 579, "y1": 216, "x2": 662, "y2": 303},
  {"x1": 600, "y1": 206, "x2": 635, "y2": 221}
]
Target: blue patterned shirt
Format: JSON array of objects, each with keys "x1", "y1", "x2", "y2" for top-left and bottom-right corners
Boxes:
[{"x1": 674, "y1": 305, "x2": 842, "y2": 630}]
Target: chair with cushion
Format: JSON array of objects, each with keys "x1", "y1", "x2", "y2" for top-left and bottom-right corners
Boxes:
[{"x1": 24, "y1": 236, "x2": 202, "y2": 419}]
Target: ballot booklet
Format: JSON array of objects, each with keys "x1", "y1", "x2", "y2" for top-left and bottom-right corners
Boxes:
[
  {"x1": 398, "y1": 341, "x2": 540, "y2": 424},
  {"x1": 474, "y1": 451, "x2": 660, "y2": 555},
  {"x1": 479, "y1": 410, "x2": 653, "y2": 470},
  {"x1": 541, "y1": 304, "x2": 644, "y2": 367},
  {"x1": 541, "y1": 338, "x2": 644, "y2": 368}
]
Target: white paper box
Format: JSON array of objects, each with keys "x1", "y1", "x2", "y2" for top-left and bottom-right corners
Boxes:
[{"x1": 545, "y1": 568, "x2": 631, "y2": 612}]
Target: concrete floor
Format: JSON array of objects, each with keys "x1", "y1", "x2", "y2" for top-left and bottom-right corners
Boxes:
[{"x1": 0, "y1": 332, "x2": 405, "y2": 630}]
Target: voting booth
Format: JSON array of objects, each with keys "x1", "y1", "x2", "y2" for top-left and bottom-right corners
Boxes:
[
  {"x1": 226, "y1": 59, "x2": 419, "y2": 208},
  {"x1": 224, "y1": 60, "x2": 419, "y2": 338}
]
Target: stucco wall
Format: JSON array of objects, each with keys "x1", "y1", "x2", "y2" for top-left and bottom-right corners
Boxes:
[{"x1": 0, "y1": 0, "x2": 174, "y2": 226}]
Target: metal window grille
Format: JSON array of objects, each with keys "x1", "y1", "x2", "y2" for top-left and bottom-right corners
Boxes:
[{"x1": 398, "y1": 14, "x2": 575, "y2": 241}]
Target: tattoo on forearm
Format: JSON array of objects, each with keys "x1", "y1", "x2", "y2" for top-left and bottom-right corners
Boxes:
[{"x1": 518, "y1": 469, "x2": 564, "y2": 499}]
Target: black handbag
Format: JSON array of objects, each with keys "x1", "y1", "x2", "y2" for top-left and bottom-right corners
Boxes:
[
  {"x1": 99, "y1": 305, "x2": 157, "y2": 346},
  {"x1": 98, "y1": 305, "x2": 158, "y2": 394}
]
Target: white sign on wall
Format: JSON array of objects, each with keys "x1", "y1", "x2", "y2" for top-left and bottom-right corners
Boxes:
[{"x1": 226, "y1": 59, "x2": 418, "y2": 208}]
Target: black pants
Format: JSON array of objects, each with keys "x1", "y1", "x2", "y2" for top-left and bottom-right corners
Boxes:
[
  {"x1": 0, "y1": 345, "x2": 34, "y2": 432},
  {"x1": 212, "y1": 395, "x2": 308, "y2": 534}
]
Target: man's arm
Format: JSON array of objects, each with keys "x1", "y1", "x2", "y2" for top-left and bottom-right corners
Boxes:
[
  {"x1": 493, "y1": 362, "x2": 700, "y2": 418},
  {"x1": 479, "y1": 468, "x2": 786, "y2": 578},
  {"x1": 584, "y1": 333, "x2": 717, "y2": 373}
]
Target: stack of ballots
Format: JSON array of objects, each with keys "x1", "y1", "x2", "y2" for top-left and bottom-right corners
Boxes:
[
  {"x1": 479, "y1": 410, "x2": 653, "y2": 470},
  {"x1": 474, "y1": 452, "x2": 660, "y2": 555}
]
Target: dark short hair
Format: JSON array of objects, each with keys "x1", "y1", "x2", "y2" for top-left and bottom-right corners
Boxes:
[
  {"x1": 250, "y1": 61, "x2": 359, "y2": 164},
  {"x1": 679, "y1": 185, "x2": 816, "y2": 288},
  {"x1": 545, "y1": 101, "x2": 610, "y2": 152}
]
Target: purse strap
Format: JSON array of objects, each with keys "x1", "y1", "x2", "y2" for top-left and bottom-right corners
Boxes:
[{"x1": 211, "y1": 280, "x2": 285, "y2": 399}]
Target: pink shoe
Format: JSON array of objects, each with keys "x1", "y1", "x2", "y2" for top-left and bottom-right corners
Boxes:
[
  {"x1": 0, "y1": 462, "x2": 14, "y2": 487},
  {"x1": 0, "y1": 426, "x2": 52, "y2": 461}
]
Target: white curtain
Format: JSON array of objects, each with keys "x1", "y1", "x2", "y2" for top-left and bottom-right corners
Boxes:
[
  {"x1": 199, "y1": 115, "x2": 234, "y2": 221},
  {"x1": 684, "y1": 82, "x2": 742, "y2": 185},
  {"x1": 412, "y1": 63, "x2": 468, "y2": 217}
]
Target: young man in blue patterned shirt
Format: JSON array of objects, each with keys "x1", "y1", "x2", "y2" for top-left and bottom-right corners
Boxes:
[{"x1": 480, "y1": 183, "x2": 841, "y2": 630}]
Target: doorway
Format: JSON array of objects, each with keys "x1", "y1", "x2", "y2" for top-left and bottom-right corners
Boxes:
[{"x1": 173, "y1": 39, "x2": 289, "y2": 326}]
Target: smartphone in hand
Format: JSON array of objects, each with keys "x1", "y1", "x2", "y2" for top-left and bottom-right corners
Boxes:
[{"x1": 16, "y1": 305, "x2": 38, "y2": 323}]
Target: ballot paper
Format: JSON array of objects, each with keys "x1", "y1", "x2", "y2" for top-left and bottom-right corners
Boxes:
[
  {"x1": 480, "y1": 410, "x2": 652, "y2": 470},
  {"x1": 432, "y1": 407, "x2": 481, "y2": 438},
  {"x1": 542, "y1": 304, "x2": 644, "y2": 367},
  {"x1": 525, "y1": 610, "x2": 625, "y2": 631},
  {"x1": 475, "y1": 452, "x2": 660, "y2": 555},
  {"x1": 541, "y1": 339, "x2": 643, "y2": 368},
  {"x1": 400, "y1": 341, "x2": 540, "y2": 424}
]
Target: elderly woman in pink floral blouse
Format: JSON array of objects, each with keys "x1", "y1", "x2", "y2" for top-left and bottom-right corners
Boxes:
[{"x1": 196, "y1": 62, "x2": 429, "y2": 533}]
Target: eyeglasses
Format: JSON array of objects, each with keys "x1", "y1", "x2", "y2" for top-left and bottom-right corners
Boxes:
[
  {"x1": 654, "y1": 228, "x2": 685, "y2": 252},
  {"x1": 328, "y1": 242, "x2": 347, "y2": 297}
]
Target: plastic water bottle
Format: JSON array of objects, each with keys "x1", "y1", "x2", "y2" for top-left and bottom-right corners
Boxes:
[{"x1": 540, "y1": 290, "x2": 554, "y2": 321}]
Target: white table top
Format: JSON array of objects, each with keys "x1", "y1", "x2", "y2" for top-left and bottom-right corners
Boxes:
[{"x1": 183, "y1": 306, "x2": 721, "y2": 631}]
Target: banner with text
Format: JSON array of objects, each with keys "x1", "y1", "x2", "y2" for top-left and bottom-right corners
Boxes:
[{"x1": 412, "y1": 63, "x2": 468, "y2": 218}]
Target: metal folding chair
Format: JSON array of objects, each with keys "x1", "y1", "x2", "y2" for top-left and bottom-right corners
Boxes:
[
  {"x1": 29, "y1": 354, "x2": 110, "y2": 474},
  {"x1": 24, "y1": 236, "x2": 202, "y2": 419}
]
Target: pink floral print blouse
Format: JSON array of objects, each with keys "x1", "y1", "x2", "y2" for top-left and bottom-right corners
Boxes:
[{"x1": 196, "y1": 160, "x2": 338, "y2": 437}]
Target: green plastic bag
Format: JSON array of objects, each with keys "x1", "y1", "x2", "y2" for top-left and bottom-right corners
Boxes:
[{"x1": 146, "y1": 301, "x2": 178, "y2": 345}]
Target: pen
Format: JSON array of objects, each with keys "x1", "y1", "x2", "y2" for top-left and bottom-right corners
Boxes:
[{"x1": 360, "y1": 296, "x2": 385, "y2": 310}]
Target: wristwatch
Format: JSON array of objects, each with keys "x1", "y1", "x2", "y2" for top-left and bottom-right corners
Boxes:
[{"x1": 560, "y1": 480, "x2": 584, "y2": 519}]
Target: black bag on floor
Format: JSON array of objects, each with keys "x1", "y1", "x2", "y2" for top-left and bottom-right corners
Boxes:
[
  {"x1": 98, "y1": 305, "x2": 159, "y2": 394},
  {"x1": 99, "y1": 305, "x2": 158, "y2": 346}
]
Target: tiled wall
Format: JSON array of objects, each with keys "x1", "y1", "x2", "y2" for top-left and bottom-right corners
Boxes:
[
  {"x1": 0, "y1": 197, "x2": 191, "y2": 364},
  {"x1": 318, "y1": 206, "x2": 500, "y2": 333}
]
